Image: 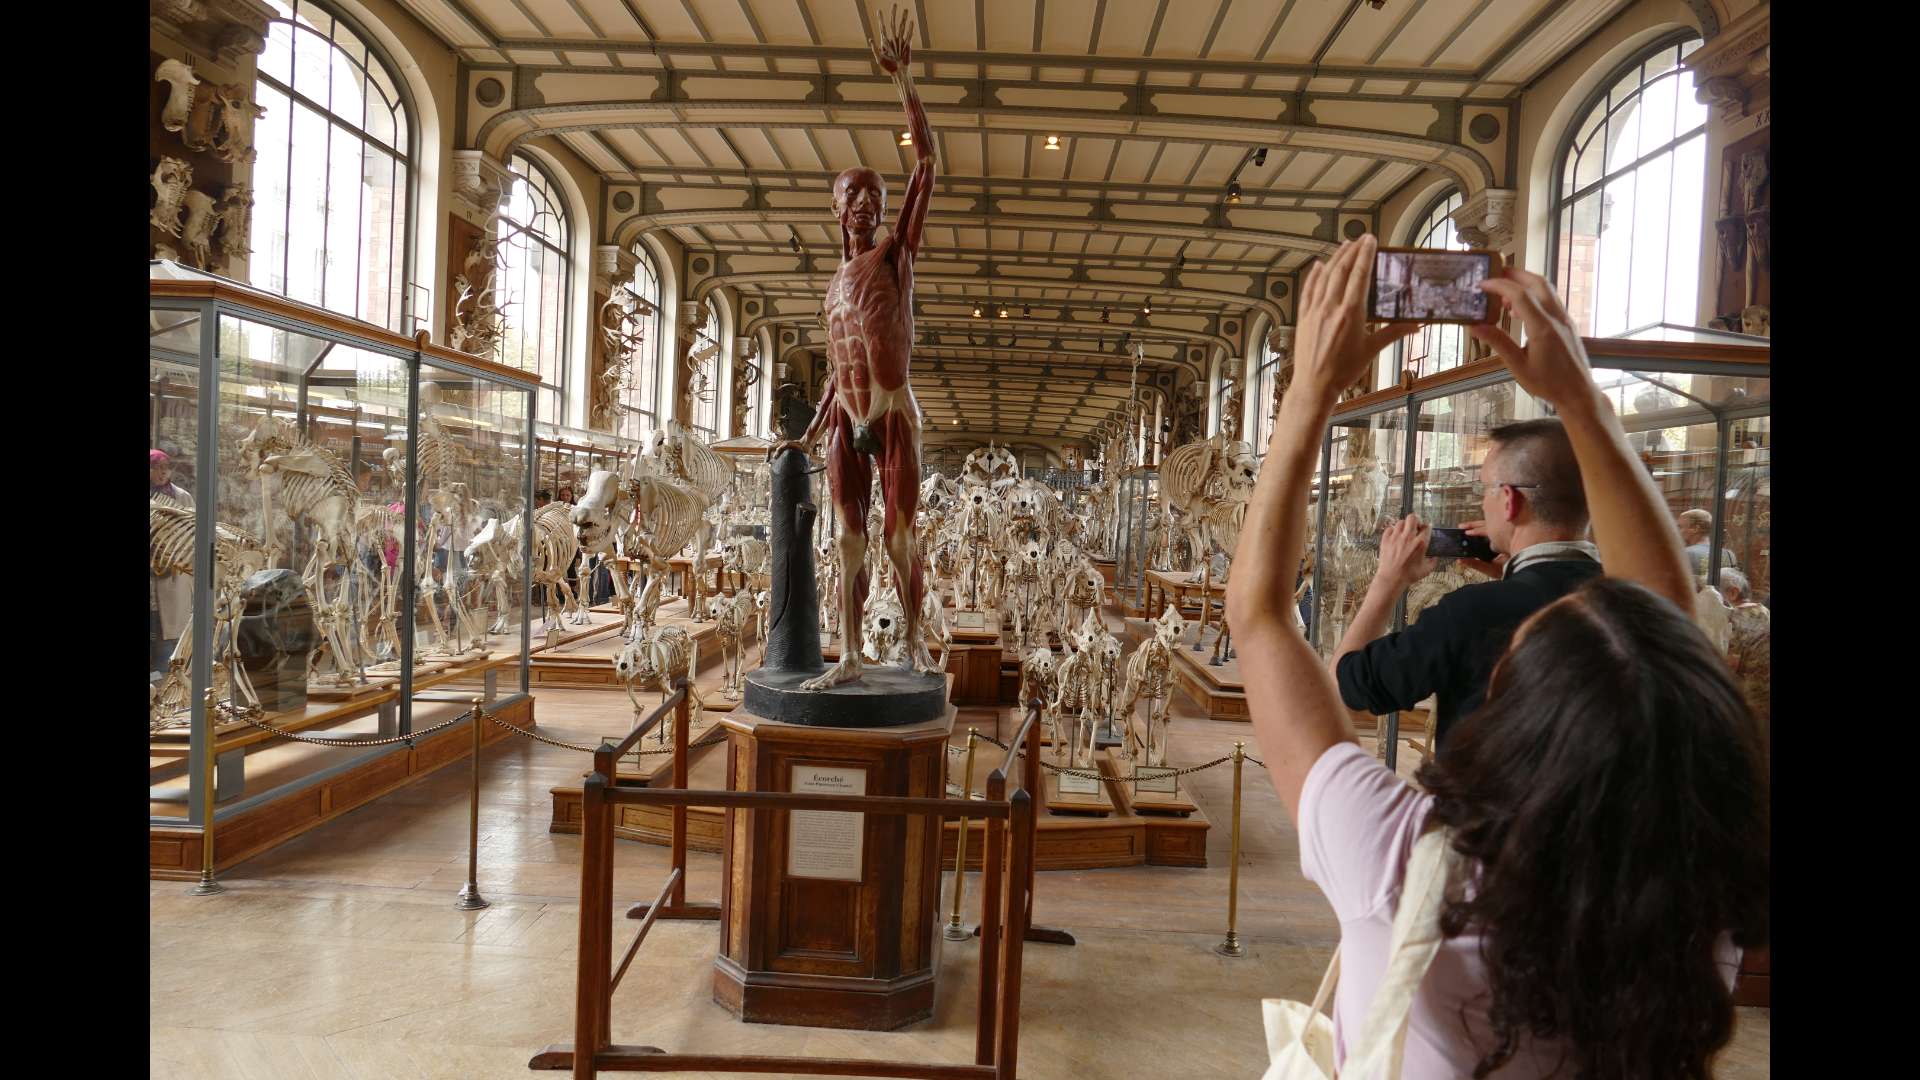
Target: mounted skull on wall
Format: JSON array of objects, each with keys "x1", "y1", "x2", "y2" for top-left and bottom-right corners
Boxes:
[
  {"x1": 155, "y1": 59, "x2": 199, "y2": 133},
  {"x1": 151, "y1": 157, "x2": 192, "y2": 237}
]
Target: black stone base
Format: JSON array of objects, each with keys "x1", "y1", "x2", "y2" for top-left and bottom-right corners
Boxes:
[{"x1": 742, "y1": 665, "x2": 947, "y2": 728}]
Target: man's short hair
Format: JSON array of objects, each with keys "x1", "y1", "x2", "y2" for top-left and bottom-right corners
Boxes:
[
  {"x1": 1679, "y1": 508, "x2": 1714, "y2": 536},
  {"x1": 1488, "y1": 418, "x2": 1588, "y2": 529}
]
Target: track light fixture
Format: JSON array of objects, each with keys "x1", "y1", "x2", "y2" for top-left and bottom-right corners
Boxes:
[
  {"x1": 998, "y1": 305, "x2": 1009, "y2": 318},
  {"x1": 1253, "y1": 147, "x2": 1267, "y2": 167},
  {"x1": 1226, "y1": 180, "x2": 1242, "y2": 204},
  {"x1": 1023, "y1": 304, "x2": 1032, "y2": 318},
  {"x1": 1044, "y1": 135, "x2": 1062, "y2": 150},
  {"x1": 899, "y1": 130, "x2": 912, "y2": 146},
  {"x1": 973, "y1": 302, "x2": 983, "y2": 318},
  {"x1": 1142, "y1": 299, "x2": 1153, "y2": 315},
  {"x1": 1100, "y1": 307, "x2": 1110, "y2": 323},
  {"x1": 788, "y1": 229, "x2": 802, "y2": 254}
]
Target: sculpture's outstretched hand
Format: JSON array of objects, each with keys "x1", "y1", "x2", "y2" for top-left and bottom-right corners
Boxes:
[
  {"x1": 870, "y1": 5, "x2": 913, "y2": 75},
  {"x1": 766, "y1": 438, "x2": 811, "y2": 463}
]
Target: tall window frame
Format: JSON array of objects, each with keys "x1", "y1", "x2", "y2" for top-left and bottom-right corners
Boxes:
[
  {"x1": 497, "y1": 152, "x2": 572, "y2": 424},
  {"x1": 1549, "y1": 33, "x2": 1709, "y2": 338},
  {"x1": 690, "y1": 298, "x2": 722, "y2": 437},
  {"x1": 1251, "y1": 332, "x2": 1283, "y2": 454},
  {"x1": 617, "y1": 242, "x2": 662, "y2": 441},
  {"x1": 251, "y1": 0, "x2": 416, "y2": 331}
]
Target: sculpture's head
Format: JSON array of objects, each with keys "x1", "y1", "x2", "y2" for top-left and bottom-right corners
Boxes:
[{"x1": 832, "y1": 167, "x2": 886, "y2": 244}]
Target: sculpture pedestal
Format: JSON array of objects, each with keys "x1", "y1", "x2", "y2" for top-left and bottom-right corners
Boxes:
[{"x1": 713, "y1": 703, "x2": 956, "y2": 1030}]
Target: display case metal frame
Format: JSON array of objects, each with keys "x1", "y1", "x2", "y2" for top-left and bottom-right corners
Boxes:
[
  {"x1": 1112, "y1": 467, "x2": 1160, "y2": 615},
  {"x1": 150, "y1": 268, "x2": 540, "y2": 830},
  {"x1": 1308, "y1": 333, "x2": 1770, "y2": 769}
]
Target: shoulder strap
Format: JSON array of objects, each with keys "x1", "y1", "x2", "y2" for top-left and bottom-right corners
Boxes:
[{"x1": 1341, "y1": 825, "x2": 1469, "y2": 1078}]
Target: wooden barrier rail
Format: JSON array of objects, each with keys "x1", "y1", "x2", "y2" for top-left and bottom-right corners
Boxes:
[{"x1": 531, "y1": 681, "x2": 1042, "y2": 1079}]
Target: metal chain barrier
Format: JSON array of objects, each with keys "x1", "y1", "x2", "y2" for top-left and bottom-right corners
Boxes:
[
  {"x1": 483, "y1": 709, "x2": 726, "y2": 756},
  {"x1": 227, "y1": 708, "x2": 468, "y2": 747}
]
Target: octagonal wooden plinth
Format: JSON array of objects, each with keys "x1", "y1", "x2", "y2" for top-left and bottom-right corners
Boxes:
[{"x1": 712, "y1": 702, "x2": 956, "y2": 1030}]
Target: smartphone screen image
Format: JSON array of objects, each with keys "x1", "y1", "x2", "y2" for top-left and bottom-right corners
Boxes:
[
  {"x1": 1425, "y1": 527, "x2": 1496, "y2": 561},
  {"x1": 1370, "y1": 248, "x2": 1495, "y2": 324}
]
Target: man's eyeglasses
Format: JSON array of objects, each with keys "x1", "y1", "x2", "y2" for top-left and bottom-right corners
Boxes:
[{"x1": 1470, "y1": 481, "x2": 1541, "y2": 497}]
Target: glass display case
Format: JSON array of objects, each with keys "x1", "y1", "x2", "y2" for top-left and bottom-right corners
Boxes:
[
  {"x1": 1112, "y1": 467, "x2": 1160, "y2": 615},
  {"x1": 1310, "y1": 329, "x2": 1770, "y2": 765},
  {"x1": 150, "y1": 263, "x2": 538, "y2": 868},
  {"x1": 534, "y1": 421, "x2": 641, "y2": 504}
]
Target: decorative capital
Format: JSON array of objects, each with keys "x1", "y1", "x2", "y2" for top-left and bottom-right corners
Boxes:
[
  {"x1": 150, "y1": 0, "x2": 275, "y2": 66},
  {"x1": 1453, "y1": 188, "x2": 1518, "y2": 252},
  {"x1": 1266, "y1": 324, "x2": 1294, "y2": 356},
  {"x1": 1681, "y1": 2, "x2": 1770, "y2": 118},
  {"x1": 593, "y1": 244, "x2": 639, "y2": 294},
  {"x1": 450, "y1": 150, "x2": 512, "y2": 225}
]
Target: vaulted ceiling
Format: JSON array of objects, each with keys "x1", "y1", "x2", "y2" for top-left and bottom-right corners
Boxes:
[{"x1": 397, "y1": 0, "x2": 1637, "y2": 443}]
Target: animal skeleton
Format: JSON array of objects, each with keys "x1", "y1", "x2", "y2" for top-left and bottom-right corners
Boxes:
[
  {"x1": 1050, "y1": 634, "x2": 1099, "y2": 767},
  {"x1": 215, "y1": 184, "x2": 253, "y2": 271},
  {"x1": 462, "y1": 517, "x2": 517, "y2": 635},
  {"x1": 208, "y1": 84, "x2": 265, "y2": 164},
  {"x1": 1116, "y1": 605, "x2": 1183, "y2": 766},
  {"x1": 149, "y1": 499, "x2": 269, "y2": 727},
  {"x1": 520, "y1": 502, "x2": 586, "y2": 632},
  {"x1": 649, "y1": 420, "x2": 733, "y2": 615},
  {"x1": 156, "y1": 59, "x2": 199, "y2": 132},
  {"x1": 614, "y1": 624, "x2": 700, "y2": 740},
  {"x1": 181, "y1": 190, "x2": 217, "y2": 269},
  {"x1": 239, "y1": 418, "x2": 366, "y2": 685},
  {"x1": 1158, "y1": 435, "x2": 1261, "y2": 574},
  {"x1": 860, "y1": 582, "x2": 908, "y2": 665},
  {"x1": 707, "y1": 590, "x2": 756, "y2": 700},
  {"x1": 151, "y1": 157, "x2": 192, "y2": 237}
]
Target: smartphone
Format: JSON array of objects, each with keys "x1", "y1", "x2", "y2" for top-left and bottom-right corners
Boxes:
[
  {"x1": 1426, "y1": 527, "x2": 1496, "y2": 561},
  {"x1": 1370, "y1": 247, "x2": 1501, "y2": 325}
]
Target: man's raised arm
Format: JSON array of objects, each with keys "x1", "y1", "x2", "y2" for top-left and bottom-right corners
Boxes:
[{"x1": 872, "y1": 6, "x2": 934, "y2": 257}]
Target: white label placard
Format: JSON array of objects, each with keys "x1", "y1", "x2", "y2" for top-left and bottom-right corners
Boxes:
[
  {"x1": 953, "y1": 610, "x2": 986, "y2": 630},
  {"x1": 1057, "y1": 767, "x2": 1101, "y2": 796},
  {"x1": 1134, "y1": 766, "x2": 1178, "y2": 795},
  {"x1": 787, "y1": 764, "x2": 867, "y2": 881}
]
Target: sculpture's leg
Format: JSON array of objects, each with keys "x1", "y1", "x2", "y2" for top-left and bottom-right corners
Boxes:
[
  {"x1": 801, "y1": 426, "x2": 871, "y2": 691},
  {"x1": 878, "y1": 428, "x2": 935, "y2": 675}
]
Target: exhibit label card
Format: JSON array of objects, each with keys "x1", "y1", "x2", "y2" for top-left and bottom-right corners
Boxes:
[
  {"x1": 787, "y1": 764, "x2": 867, "y2": 882},
  {"x1": 953, "y1": 610, "x2": 986, "y2": 630},
  {"x1": 1057, "y1": 767, "x2": 1101, "y2": 796},
  {"x1": 1134, "y1": 765, "x2": 1178, "y2": 795}
]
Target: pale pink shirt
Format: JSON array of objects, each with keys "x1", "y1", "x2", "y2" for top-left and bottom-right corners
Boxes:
[{"x1": 1298, "y1": 742, "x2": 1740, "y2": 1077}]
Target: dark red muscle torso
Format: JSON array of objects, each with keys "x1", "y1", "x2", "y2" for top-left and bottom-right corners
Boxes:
[{"x1": 823, "y1": 235, "x2": 918, "y2": 426}]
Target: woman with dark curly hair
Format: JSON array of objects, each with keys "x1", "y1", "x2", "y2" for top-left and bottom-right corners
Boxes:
[{"x1": 1227, "y1": 236, "x2": 1768, "y2": 1079}]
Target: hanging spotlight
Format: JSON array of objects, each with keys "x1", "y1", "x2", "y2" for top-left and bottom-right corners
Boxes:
[
  {"x1": 1044, "y1": 135, "x2": 1062, "y2": 151},
  {"x1": 1142, "y1": 298, "x2": 1153, "y2": 315},
  {"x1": 1226, "y1": 180, "x2": 1242, "y2": 204},
  {"x1": 899, "y1": 130, "x2": 912, "y2": 146},
  {"x1": 1023, "y1": 304, "x2": 1032, "y2": 318},
  {"x1": 998, "y1": 305, "x2": 1010, "y2": 319},
  {"x1": 973, "y1": 302, "x2": 984, "y2": 318},
  {"x1": 1253, "y1": 147, "x2": 1268, "y2": 167},
  {"x1": 788, "y1": 229, "x2": 802, "y2": 254},
  {"x1": 1100, "y1": 307, "x2": 1110, "y2": 323}
]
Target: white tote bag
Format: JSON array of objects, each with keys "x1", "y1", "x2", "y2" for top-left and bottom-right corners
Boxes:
[{"x1": 1260, "y1": 826, "x2": 1466, "y2": 1080}]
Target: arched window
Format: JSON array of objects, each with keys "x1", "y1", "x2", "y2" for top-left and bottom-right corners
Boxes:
[
  {"x1": 252, "y1": 0, "x2": 413, "y2": 330},
  {"x1": 691, "y1": 299, "x2": 722, "y2": 437},
  {"x1": 497, "y1": 153, "x2": 571, "y2": 422},
  {"x1": 1405, "y1": 189, "x2": 1469, "y2": 379},
  {"x1": 1251, "y1": 331, "x2": 1282, "y2": 452},
  {"x1": 617, "y1": 243, "x2": 662, "y2": 441},
  {"x1": 1551, "y1": 34, "x2": 1709, "y2": 337}
]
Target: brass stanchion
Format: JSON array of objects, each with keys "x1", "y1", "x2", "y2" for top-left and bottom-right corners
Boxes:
[
  {"x1": 455, "y1": 696, "x2": 492, "y2": 910},
  {"x1": 1213, "y1": 740, "x2": 1246, "y2": 957},
  {"x1": 944, "y1": 727, "x2": 979, "y2": 942},
  {"x1": 191, "y1": 686, "x2": 225, "y2": 896}
]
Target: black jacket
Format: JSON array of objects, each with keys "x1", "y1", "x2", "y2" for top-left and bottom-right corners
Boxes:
[{"x1": 1335, "y1": 558, "x2": 1604, "y2": 750}]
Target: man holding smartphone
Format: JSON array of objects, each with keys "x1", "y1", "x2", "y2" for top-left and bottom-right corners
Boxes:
[{"x1": 1329, "y1": 418, "x2": 1603, "y2": 754}]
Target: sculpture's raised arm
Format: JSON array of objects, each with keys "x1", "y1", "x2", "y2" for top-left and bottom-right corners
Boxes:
[{"x1": 872, "y1": 5, "x2": 933, "y2": 258}]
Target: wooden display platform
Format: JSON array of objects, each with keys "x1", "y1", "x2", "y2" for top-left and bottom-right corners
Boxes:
[
  {"x1": 528, "y1": 598, "x2": 756, "y2": 689},
  {"x1": 551, "y1": 718, "x2": 1211, "y2": 870},
  {"x1": 1144, "y1": 567, "x2": 1223, "y2": 621},
  {"x1": 150, "y1": 692, "x2": 536, "y2": 879}
]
